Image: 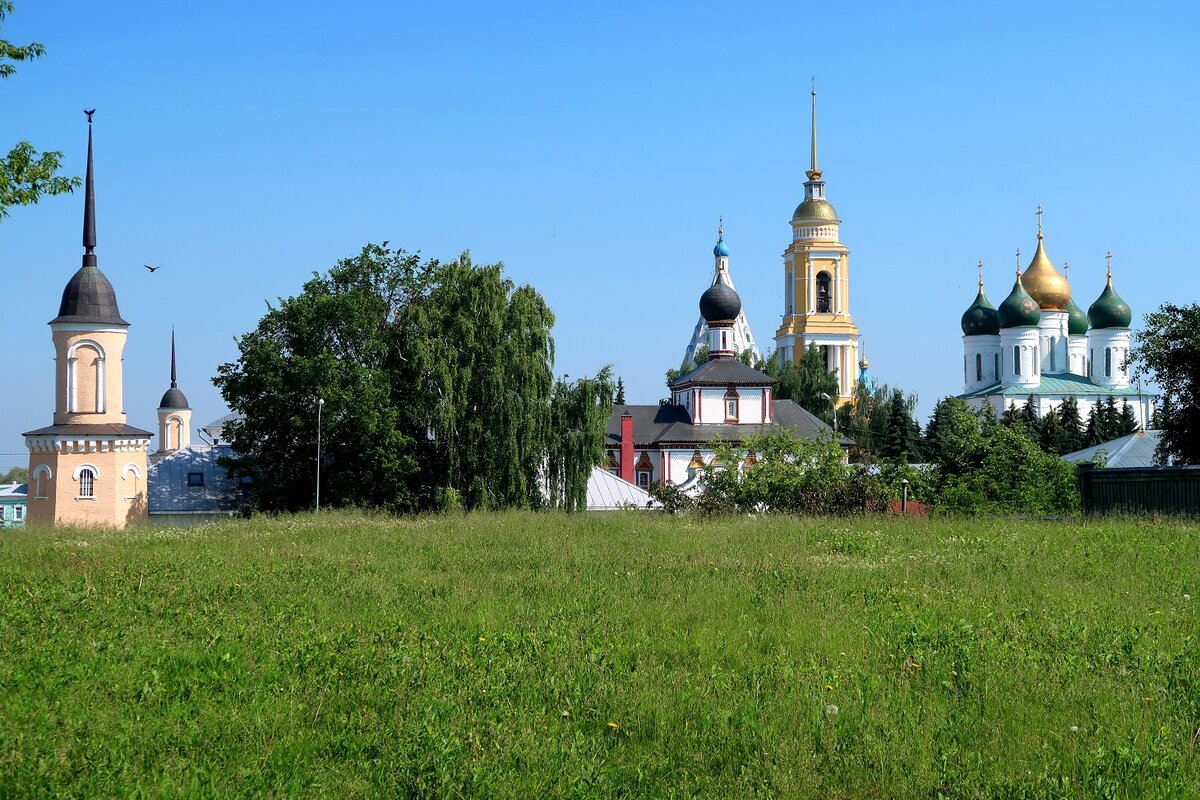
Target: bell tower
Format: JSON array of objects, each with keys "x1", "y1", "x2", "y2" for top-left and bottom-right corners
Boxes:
[
  {"x1": 773, "y1": 85, "x2": 861, "y2": 403},
  {"x1": 156, "y1": 330, "x2": 193, "y2": 454},
  {"x1": 23, "y1": 111, "x2": 152, "y2": 527}
]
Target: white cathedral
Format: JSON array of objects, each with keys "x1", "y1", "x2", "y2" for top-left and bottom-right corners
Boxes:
[{"x1": 958, "y1": 212, "x2": 1155, "y2": 426}]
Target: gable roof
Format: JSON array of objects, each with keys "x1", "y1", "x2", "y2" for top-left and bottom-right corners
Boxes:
[
  {"x1": 1062, "y1": 430, "x2": 1164, "y2": 468},
  {"x1": 586, "y1": 466, "x2": 655, "y2": 511},
  {"x1": 607, "y1": 400, "x2": 834, "y2": 448},
  {"x1": 670, "y1": 358, "x2": 776, "y2": 389}
]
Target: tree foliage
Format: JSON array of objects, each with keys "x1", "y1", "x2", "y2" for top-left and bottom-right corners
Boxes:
[
  {"x1": 1132, "y1": 302, "x2": 1200, "y2": 464},
  {"x1": 216, "y1": 243, "x2": 610, "y2": 513},
  {"x1": 761, "y1": 345, "x2": 839, "y2": 421},
  {"x1": 690, "y1": 429, "x2": 886, "y2": 516},
  {"x1": 0, "y1": 2, "x2": 80, "y2": 220},
  {"x1": 0, "y1": 465, "x2": 27, "y2": 484}
]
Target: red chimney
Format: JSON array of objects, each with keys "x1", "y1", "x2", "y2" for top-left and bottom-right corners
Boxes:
[{"x1": 620, "y1": 412, "x2": 634, "y2": 484}]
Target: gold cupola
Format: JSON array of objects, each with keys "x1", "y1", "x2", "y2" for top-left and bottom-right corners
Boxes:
[{"x1": 1020, "y1": 206, "x2": 1071, "y2": 311}]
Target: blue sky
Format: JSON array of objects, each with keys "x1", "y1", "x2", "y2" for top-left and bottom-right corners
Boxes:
[{"x1": 3, "y1": 1, "x2": 1198, "y2": 469}]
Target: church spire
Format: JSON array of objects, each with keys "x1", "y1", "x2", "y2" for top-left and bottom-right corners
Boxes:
[
  {"x1": 82, "y1": 109, "x2": 97, "y2": 267},
  {"x1": 806, "y1": 79, "x2": 822, "y2": 181},
  {"x1": 170, "y1": 328, "x2": 178, "y2": 388}
]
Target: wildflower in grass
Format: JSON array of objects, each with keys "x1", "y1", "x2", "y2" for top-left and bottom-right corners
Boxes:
[
  {"x1": 478, "y1": 636, "x2": 486, "y2": 642},
  {"x1": 1070, "y1": 726, "x2": 1079, "y2": 733},
  {"x1": 608, "y1": 721, "x2": 620, "y2": 730},
  {"x1": 824, "y1": 685, "x2": 833, "y2": 691},
  {"x1": 1185, "y1": 594, "x2": 1192, "y2": 601},
  {"x1": 826, "y1": 704, "x2": 839, "y2": 716}
]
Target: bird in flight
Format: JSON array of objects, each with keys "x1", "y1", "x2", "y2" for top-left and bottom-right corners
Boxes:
[{"x1": 144, "y1": 264, "x2": 161, "y2": 273}]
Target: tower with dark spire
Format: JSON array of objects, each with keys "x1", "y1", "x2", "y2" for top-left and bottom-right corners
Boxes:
[
  {"x1": 156, "y1": 330, "x2": 193, "y2": 455},
  {"x1": 775, "y1": 83, "x2": 862, "y2": 404},
  {"x1": 24, "y1": 111, "x2": 152, "y2": 527},
  {"x1": 681, "y1": 220, "x2": 762, "y2": 366}
]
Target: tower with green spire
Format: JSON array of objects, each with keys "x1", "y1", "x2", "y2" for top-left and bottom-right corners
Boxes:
[{"x1": 961, "y1": 261, "x2": 1002, "y2": 391}]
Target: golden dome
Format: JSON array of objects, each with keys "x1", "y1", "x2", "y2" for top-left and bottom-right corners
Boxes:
[{"x1": 1021, "y1": 232, "x2": 1071, "y2": 311}]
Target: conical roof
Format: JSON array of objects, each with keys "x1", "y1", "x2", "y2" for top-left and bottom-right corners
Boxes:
[
  {"x1": 1088, "y1": 273, "x2": 1132, "y2": 329},
  {"x1": 998, "y1": 274, "x2": 1041, "y2": 328},
  {"x1": 961, "y1": 287, "x2": 1000, "y2": 336},
  {"x1": 51, "y1": 113, "x2": 129, "y2": 327},
  {"x1": 158, "y1": 330, "x2": 190, "y2": 408}
]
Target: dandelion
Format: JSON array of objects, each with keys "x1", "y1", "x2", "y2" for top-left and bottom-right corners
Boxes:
[
  {"x1": 824, "y1": 684, "x2": 834, "y2": 691},
  {"x1": 607, "y1": 721, "x2": 620, "y2": 730},
  {"x1": 478, "y1": 636, "x2": 486, "y2": 642},
  {"x1": 1070, "y1": 725, "x2": 1079, "y2": 733},
  {"x1": 826, "y1": 704, "x2": 839, "y2": 716},
  {"x1": 561, "y1": 710, "x2": 570, "y2": 719}
]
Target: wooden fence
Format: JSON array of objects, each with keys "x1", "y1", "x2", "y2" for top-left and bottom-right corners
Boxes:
[{"x1": 1076, "y1": 463, "x2": 1200, "y2": 515}]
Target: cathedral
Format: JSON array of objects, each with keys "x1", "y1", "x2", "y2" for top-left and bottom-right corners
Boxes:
[{"x1": 957, "y1": 210, "x2": 1156, "y2": 426}]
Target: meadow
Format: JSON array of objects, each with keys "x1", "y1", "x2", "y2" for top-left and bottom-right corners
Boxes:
[{"x1": 0, "y1": 511, "x2": 1196, "y2": 799}]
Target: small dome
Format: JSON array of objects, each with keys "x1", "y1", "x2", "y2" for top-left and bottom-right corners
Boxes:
[
  {"x1": 998, "y1": 276, "x2": 1041, "y2": 328},
  {"x1": 1088, "y1": 275, "x2": 1132, "y2": 329},
  {"x1": 51, "y1": 265, "x2": 129, "y2": 325},
  {"x1": 713, "y1": 238, "x2": 730, "y2": 258},
  {"x1": 792, "y1": 198, "x2": 839, "y2": 222},
  {"x1": 1021, "y1": 235, "x2": 1071, "y2": 311},
  {"x1": 1066, "y1": 297, "x2": 1089, "y2": 336},
  {"x1": 699, "y1": 282, "x2": 742, "y2": 322},
  {"x1": 159, "y1": 386, "x2": 190, "y2": 409},
  {"x1": 961, "y1": 288, "x2": 1000, "y2": 336}
]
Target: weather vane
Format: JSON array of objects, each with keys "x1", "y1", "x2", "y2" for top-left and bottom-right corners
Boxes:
[
  {"x1": 84, "y1": 108, "x2": 95, "y2": 123},
  {"x1": 1036, "y1": 205, "x2": 1044, "y2": 236},
  {"x1": 1106, "y1": 250, "x2": 1113, "y2": 277}
]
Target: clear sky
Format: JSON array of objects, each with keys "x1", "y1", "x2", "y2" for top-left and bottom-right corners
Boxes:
[{"x1": 3, "y1": 1, "x2": 1198, "y2": 469}]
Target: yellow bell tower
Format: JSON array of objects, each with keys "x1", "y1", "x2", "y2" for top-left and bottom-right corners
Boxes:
[{"x1": 773, "y1": 86, "x2": 861, "y2": 403}]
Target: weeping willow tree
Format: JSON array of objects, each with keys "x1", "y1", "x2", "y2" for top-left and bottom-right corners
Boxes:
[
  {"x1": 219, "y1": 243, "x2": 607, "y2": 513},
  {"x1": 545, "y1": 367, "x2": 615, "y2": 512}
]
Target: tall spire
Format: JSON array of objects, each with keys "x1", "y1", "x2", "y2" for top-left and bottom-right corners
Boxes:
[
  {"x1": 170, "y1": 328, "x2": 178, "y2": 388},
  {"x1": 1105, "y1": 249, "x2": 1113, "y2": 283},
  {"x1": 82, "y1": 109, "x2": 97, "y2": 267},
  {"x1": 806, "y1": 78, "x2": 822, "y2": 181},
  {"x1": 977, "y1": 260, "x2": 984, "y2": 291}
]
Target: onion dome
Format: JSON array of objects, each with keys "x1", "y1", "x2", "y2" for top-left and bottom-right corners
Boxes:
[
  {"x1": 50, "y1": 114, "x2": 129, "y2": 327},
  {"x1": 1066, "y1": 297, "x2": 1089, "y2": 335},
  {"x1": 1088, "y1": 271, "x2": 1132, "y2": 329},
  {"x1": 998, "y1": 274, "x2": 1041, "y2": 328},
  {"x1": 792, "y1": 198, "x2": 839, "y2": 222},
  {"x1": 699, "y1": 282, "x2": 742, "y2": 322},
  {"x1": 1021, "y1": 230, "x2": 1071, "y2": 311},
  {"x1": 961, "y1": 286, "x2": 1000, "y2": 336}
]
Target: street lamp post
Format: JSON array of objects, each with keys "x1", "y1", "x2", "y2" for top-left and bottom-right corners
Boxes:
[
  {"x1": 901, "y1": 478, "x2": 910, "y2": 515},
  {"x1": 819, "y1": 392, "x2": 838, "y2": 436},
  {"x1": 316, "y1": 397, "x2": 325, "y2": 512}
]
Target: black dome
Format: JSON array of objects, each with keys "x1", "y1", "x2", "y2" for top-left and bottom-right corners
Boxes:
[
  {"x1": 159, "y1": 387, "x2": 190, "y2": 409},
  {"x1": 51, "y1": 265, "x2": 128, "y2": 326},
  {"x1": 699, "y1": 282, "x2": 742, "y2": 322}
]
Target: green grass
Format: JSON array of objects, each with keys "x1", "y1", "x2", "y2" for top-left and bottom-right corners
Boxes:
[{"x1": 0, "y1": 512, "x2": 1197, "y2": 798}]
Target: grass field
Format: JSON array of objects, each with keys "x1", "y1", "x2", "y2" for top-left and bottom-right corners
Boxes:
[{"x1": 0, "y1": 511, "x2": 1197, "y2": 798}]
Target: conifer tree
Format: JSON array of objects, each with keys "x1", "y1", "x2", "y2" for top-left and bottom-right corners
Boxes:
[
  {"x1": 614, "y1": 377, "x2": 626, "y2": 405},
  {"x1": 1057, "y1": 397, "x2": 1085, "y2": 454}
]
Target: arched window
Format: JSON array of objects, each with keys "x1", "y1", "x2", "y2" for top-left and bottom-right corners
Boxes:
[
  {"x1": 1105, "y1": 348, "x2": 1112, "y2": 377},
  {"x1": 816, "y1": 271, "x2": 832, "y2": 313},
  {"x1": 635, "y1": 453, "x2": 653, "y2": 489},
  {"x1": 78, "y1": 468, "x2": 95, "y2": 499},
  {"x1": 1050, "y1": 340, "x2": 1056, "y2": 372},
  {"x1": 975, "y1": 354, "x2": 982, "y2": 382},
  {"x1": 1013, "y1": 345, "x2": 1021, "y2": 376},
  {"x1": 66, "y1": 340, "x2": 106, "y2": 414},
  {"x1": 32, "y1": 464, "x2": 51, "y2": 500},
  {"x1": 994, "y1": 353, "x2": 1000, "y2": 381},
  {"x1": 724, "y1": 388, "x2": 739, "y2": 421}
]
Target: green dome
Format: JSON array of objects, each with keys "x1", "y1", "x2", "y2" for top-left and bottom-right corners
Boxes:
[
  {"x1": 1066, "y1": 297, "x2": 1089, "y2": 336},
  {"x1": 791, "y1": 198, "x2": 839, "y2": 222},
  {"x1": 1087, "y1": 276, "x2": 1132, "y2": 329},
  {"x1": 998, "y1": 276, "x2": 1041, "y2": 328},
  {"x1": 960, "y1": 288, "x2": 1000, "y2": 336}
]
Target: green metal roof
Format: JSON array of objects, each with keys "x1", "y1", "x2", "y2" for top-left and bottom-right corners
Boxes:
[{"x1": 958, "y1": 372, "x2": 1155, "y2": 399}]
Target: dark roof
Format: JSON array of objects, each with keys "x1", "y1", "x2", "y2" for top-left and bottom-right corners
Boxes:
[
  {"x1": 607, "y1": 400, "x2": 834, "y2": 448},
  {"x1": 23, "y1": 423, "x2": 152, "y2": 437},
  {"x1": 148, "y1": 445, "x2": 245, "y2": 514},
  {"x1": 670, "y1": 357, "x2": 777, "y2": 389},
  {"x1": 51, "y1": 265, "x2": 129, "y2": 326},
  {"x1": 159, "y1": 387, "x2": 190, "y2": 409}
]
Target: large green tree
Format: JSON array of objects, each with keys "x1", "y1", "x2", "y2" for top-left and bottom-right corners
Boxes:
[
  {"x1": 762, "y1": 344, "x2": 839, "y2": 421},
  {"x1": 1, "y1": 2, "x2": 79, "y2": 220},
  {"x1": 1132, "y1": 303, "x2": 1200, "y2": 463},
  {"x1": 216, "y1": 243, "x2": 610, "y2": 513}
]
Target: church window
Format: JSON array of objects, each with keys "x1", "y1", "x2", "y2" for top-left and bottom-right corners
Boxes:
[
  {"x1": 721, "y1": 331, "x2": 728, "y2": 350},
  {"x1": 724, "y1": 388, "x2": 739, "y2": 421},
  {"x1": 975, "y1": 354, "x2": 982, "y2": 382},
  {"x1": 994, "y1": 353, "x2": 999, "y2": 381},
  {"x1": 32, "y1": 465, "x2": 50, "y2": 499},
  {"x1": 816, "y1": 271, "x2": 832, "y2": 313},
  {"x1": 1050, "y1": 341, "x2": 1056, "y2": 372},
  {"x1": 604, "y1": 452, "x2": 619, "y2": 475},
  {"x1": 1033, "y1": 347, "x2": 1038, "y2": 374},
  {"x1": 1090, "y1": 348, "x2": 1095, "y2": 377},
  {"x1": 1013, "y1": 345, "x2": 1020, "y2": 376},
  {"x1": 78, "y1": 468, "x2": 95, "y2": 499},
  {"x1": 187, "y1": 472, "x2": 205, "y2": 487},
  {"x1": 1105, "y1": 348, "x2": 1112, "y2": 377},
  {"x1": 637, "y1": 471, "x2": 650, "y2": 488}
]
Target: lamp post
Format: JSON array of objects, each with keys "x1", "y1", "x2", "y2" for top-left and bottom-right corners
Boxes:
[
  {"x1": 819, "y1": 392, "x2": 838, "y2": 436},
  {"x1": 900, "y1": 478, "x2": 910, "y2": 515},
  {"x1": 316, "y1": 397, "x2": 325, "y2": 512}
]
